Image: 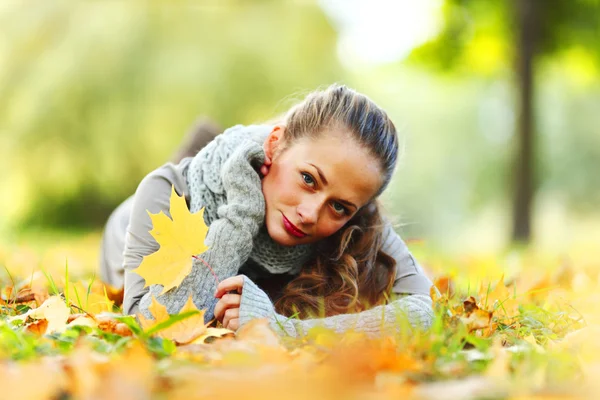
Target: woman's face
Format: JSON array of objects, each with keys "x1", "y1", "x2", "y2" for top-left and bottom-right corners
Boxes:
[{"x1": 261, "y1": 126, "x2": 383, "y2": 247}]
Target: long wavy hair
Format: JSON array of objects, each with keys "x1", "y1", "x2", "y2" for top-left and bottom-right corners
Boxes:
[{"x1": 272, "y1": 84, "x2": 400, "y2": 318}]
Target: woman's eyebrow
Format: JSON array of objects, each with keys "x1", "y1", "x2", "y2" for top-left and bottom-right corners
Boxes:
[
  {"x1": 337, "y1": 199, "x2": 357, "y2": 210},
  {"x1": 308, "y1": 163, "x2": 328, "y2": 185}
]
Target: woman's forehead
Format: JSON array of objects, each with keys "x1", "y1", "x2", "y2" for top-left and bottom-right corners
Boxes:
[{"x1": 289, "y1": 133, "x2": 383, "y2": 204}]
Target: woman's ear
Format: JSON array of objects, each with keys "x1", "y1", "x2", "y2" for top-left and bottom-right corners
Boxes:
[{"x1": 261, "y1": 125, "x2": 285, "y2": 176}]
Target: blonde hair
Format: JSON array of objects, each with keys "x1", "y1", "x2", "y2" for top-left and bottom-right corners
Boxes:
[{"x1": 274, "y1": 84, "x2": 399, "y2": 317}]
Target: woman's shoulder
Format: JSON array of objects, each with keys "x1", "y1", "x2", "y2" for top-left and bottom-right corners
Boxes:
[
  {"x1": 138, "y1": 157, "x2": 192, "y2": 199},
  {"x1": 380, "y1": 219, "x2": 434, "y2": 296}
]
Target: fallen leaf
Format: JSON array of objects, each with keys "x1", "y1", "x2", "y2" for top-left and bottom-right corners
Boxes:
[
  {"x1": 193, "y1": 327, "x2": 234, "y2": 344},
  {"x1": 480, "y1": 276, "x2": 519, "y2": 325},
  {"x1": 434, "y1": 276, "x2": 456, "y2": 298},
  {"x1": 67, "y1": 281, "x2": 114, "y2": 315},
  {"x1": 67, "y1": 316, "x2": 97, "y2": 329},
  {"x1": 236, "y1": 319, "x2": 282, "y2": 348},
  {"x1": 0, "y1": 357, "x2": 67, "y2": 400},
  {"x1": 135, "y1": 186, "x2": 210, "y2": 295},
  {"x1": 460, "y1": 297, "x2": 493, "y2": 332},
  {"x1": 27, "y1": 295, "x2": 71, "y2": 334},
  {"x1": 96, "y1": 314, "x2": 133, "y2": 336},
  {"x1": 67, "y1": 341, "x2": 154, "y2": 400},
  {"x1": 138, "y1": 295, "x2": 207, "y2": 344},
  {"x1": 25, "y1": 319, "x2": 48, "y2": 335}
]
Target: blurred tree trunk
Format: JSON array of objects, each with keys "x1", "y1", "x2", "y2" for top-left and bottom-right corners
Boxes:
[{"x1": 512, "y1": 0, "x2": 538, "y2": 242}]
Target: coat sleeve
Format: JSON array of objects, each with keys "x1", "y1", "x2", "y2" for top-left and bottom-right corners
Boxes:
[
  {"x1": 236, "y1": 220, "x2": 437, "y2": 338},
  {"x1": 238, "y1": 276, "x2": 433, "y2": 338},
  {"x1": 121, "y1": 162, "x2": 189, "y2": 315}
]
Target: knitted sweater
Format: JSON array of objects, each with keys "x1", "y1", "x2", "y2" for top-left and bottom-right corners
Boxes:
[
  {"x1": 240, "y1": 277, "x2": 433, "y2": 337},
  {"x1": 118, "y1": 124, "x2": 434, "y2": 337}
]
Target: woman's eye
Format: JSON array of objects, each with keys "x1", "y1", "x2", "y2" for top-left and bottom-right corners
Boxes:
[
  {"x1": 301, "y1": 172, "x2": 315, "y2": 187},
  {"x1": 332, "y1": 202, "x2": 347, "y2": 215}
]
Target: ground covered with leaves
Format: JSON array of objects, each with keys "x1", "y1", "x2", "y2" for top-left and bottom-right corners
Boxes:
[{"x1": 0, "y1": 231, "x2": 598, "y2": 400}]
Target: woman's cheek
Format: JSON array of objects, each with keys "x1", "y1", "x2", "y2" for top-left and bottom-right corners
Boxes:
[{"x1": 317, "y1": 219, "x2": 346, "y2": 238}]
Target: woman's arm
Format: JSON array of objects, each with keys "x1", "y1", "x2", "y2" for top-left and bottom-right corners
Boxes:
[
  {"x1": 216, "y1": 275, "x2": 433, "y2": 338},
  {"x1": 121, "y1": 164, "x2": 189, "y2": 315},
  {"x1": 136, "y1": 140, "x2": 267, "y2": 322},
  {"x1": 215, "y1": 222, "x2": 436, "y2": 337}
]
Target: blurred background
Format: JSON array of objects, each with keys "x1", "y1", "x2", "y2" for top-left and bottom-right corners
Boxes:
[{"x1": 1, "y1": 0, "x2": 599, "y2": 257}]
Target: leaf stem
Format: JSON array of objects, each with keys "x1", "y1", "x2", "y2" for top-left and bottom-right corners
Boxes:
[{"x1": 192, "y1": 255, "x2": 220, "y2": 286}]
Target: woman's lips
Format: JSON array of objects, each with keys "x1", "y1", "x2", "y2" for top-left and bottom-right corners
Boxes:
[{"x1": 282, "y1": 214, "x2": 307, "y2": 238}]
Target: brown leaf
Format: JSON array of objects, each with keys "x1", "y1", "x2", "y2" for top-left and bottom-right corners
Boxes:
[
  {"x1": 96, "y1": 314, "x2": 133, "y2": 337},
  {"x1": 460, "y1": 297, "x2": 493, "y2": 332},
  {"x1": 25, "y1": 319, "x2": 48, "y2": 336}
]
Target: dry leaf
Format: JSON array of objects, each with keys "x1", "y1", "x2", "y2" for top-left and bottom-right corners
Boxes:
[
  {"x1": 67, "y1": 281, "x2": 114, "y2": 315},
  {"x1": 193, "y1": 327, "x2": 235, "y2": 344},
  {"x1": 25, "y1": 319, "x2": 48, "y2": 336},
  {"x1": 96, "y1": 314, "x2": 133, "y2": 336},
  {"x1": 0, "y1": 357, "x2": 67, "y2": 400},
  {"x1": 67, "y1": 341, "x2": 154, "y2": 400},
  {"x1": 138, "y1": 295, "x2": 207, "y2": 344},
  {"x1": 434, "y1": 276, "x2": 456, "y2": 298},
  {"x1": 481, "y1": 276, "x2": 519, "y2": 326},
  {"x1": 27, "y1": 295, "x2": 71, "y2": 334},
  {"x1": 67, "y1": 316, "x2": 97, "y2": 329},
  {"x1": 134, "y1": 186, "x2": 210, "y2": 295},
  {"x1": 236, "y1": 319, "x2": 282, "y2": 348},
  {"x1": 460, "y1": 297, "x2": 493, "y2": 332}
]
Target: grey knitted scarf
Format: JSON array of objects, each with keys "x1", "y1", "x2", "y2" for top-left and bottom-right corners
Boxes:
[{"x1": 185, "y1": 124, "x2": 314, "y2": 275}]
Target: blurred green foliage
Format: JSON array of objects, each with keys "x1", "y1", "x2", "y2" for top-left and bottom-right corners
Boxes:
[
  {"x1": 0, "y1": 2, "x2": 343, "y2": 230},
  {"x1": 401, "y1": 0, "x2": 600, "y2": 240},
  {"x1": 409, "y1": 0, "x2": 600, "y2": 74},
  {"x1": 1, "y1": 1, "x2": 599, "y2": 247}
]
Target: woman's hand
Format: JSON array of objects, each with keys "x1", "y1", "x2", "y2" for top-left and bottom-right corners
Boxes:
[{"x1": 214, "y1": 275, "x2": 245, "y2": 331}]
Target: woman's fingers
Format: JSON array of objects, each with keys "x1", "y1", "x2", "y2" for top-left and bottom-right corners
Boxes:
[
  {"x1": 214, "y1": 275, "x2": 245, "y2": 298},
  {"x1": 214, "y1": 293, "x2": 241, "y2": 321},
  {"x1": 225, "y1": 317, "x2": 239, "y2": 331},
  {"x1": 222, "y1": 307, "x2": 240, "y2": 329}
]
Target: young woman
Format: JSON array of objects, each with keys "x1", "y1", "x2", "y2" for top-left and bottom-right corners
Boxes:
[{"x1": 100, "y1": 84, "x2": 434, "y2": 338}]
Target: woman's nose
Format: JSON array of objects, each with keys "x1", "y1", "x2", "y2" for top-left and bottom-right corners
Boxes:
[{"x1": 297, "y1": 201, "x2": 320, "y2": 225}]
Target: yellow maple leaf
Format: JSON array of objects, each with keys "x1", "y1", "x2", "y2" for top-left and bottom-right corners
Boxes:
[
  {"x1": 138, "y1": 295, "x2": 208, "y2": 344},
  {"x1": 135, "y1": 186, "x2": 210, "y2": 295}
]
